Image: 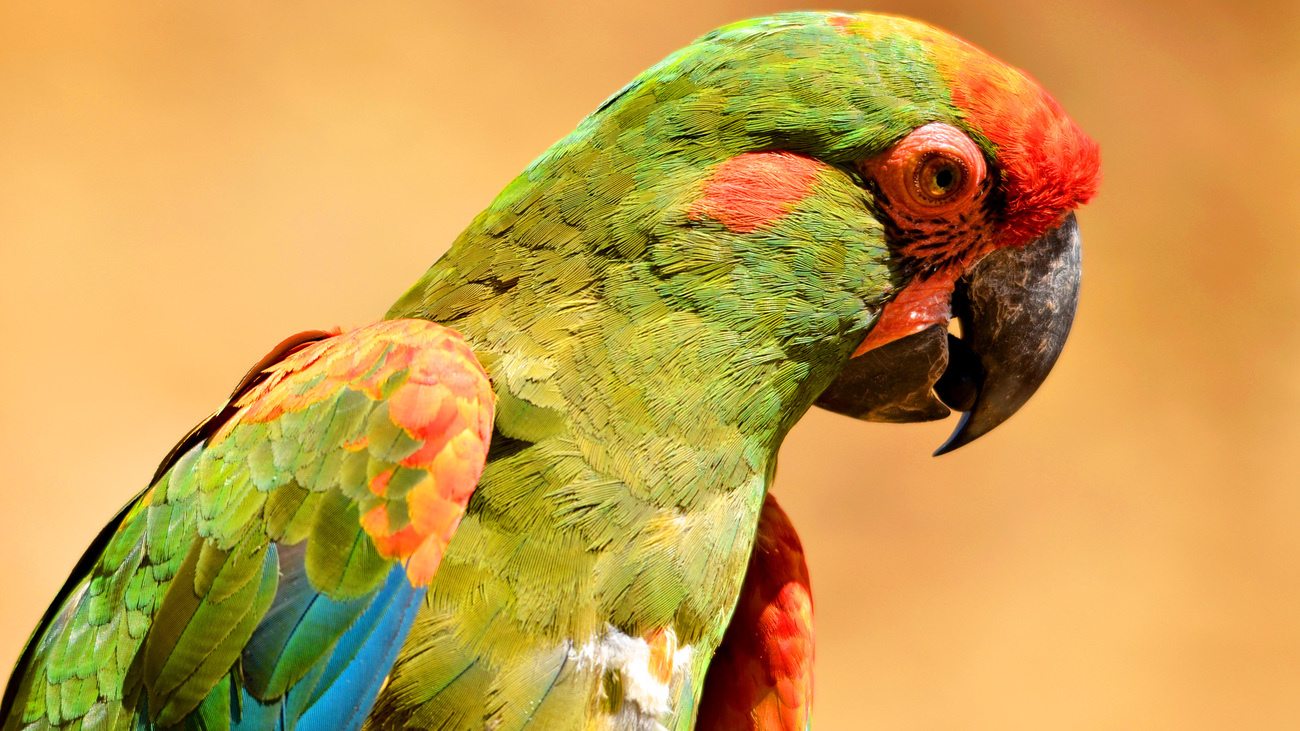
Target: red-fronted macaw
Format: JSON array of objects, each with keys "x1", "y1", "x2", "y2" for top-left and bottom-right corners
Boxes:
[{"x1": 3, "y1": 12, "x2": 1098, "y2": 731}]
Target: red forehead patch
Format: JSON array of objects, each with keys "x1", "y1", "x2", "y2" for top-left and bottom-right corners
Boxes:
[
  {"x1": 690, "y1": 152, "x2": 826, "y2": 233},
  {"x1": 834, "y1": 14, "x2": 1101, "y2": 247},
  {"x1": 940, "y1": 50, "x2": 1100, "y2": 247}
]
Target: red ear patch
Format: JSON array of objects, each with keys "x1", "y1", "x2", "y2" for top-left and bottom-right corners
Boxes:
[{"x1": 689, "y1": 152, "x2": 825, "y2": 233}]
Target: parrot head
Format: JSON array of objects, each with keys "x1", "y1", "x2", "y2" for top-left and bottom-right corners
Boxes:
[
  {"x1": 395, "y1": 12, "x2": 1099, "y2": 455},
  {"x1": 663, "y1": 12, "x2": 1100, "y2": 453},
  {"x1": 793, "y1": 15, "x2": 1101, "y2": 453}
]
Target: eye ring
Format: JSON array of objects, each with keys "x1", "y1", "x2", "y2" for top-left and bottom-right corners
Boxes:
[{"x1": 862, "y1": 122, "x2": 987, "y2": 218}]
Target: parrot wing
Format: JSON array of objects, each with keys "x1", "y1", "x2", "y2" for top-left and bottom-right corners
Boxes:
[
  {"x1": 2, "y1": 319, "x2": 494, "y2": 731},
  {"x1": 697, "y1": 493, "x2": 814, "y2": 731}
]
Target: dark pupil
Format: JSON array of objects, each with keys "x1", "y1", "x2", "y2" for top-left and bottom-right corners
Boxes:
[{"x1": 934, "y1": 166, "x2": 954, "y2": 190}]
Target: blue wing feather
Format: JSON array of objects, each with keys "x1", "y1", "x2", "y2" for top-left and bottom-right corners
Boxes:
[
  {"x1": 299, "y1": 567, "x2": 424, "y2": 731},
  {"x1": 226, "y1": 547, "x2": 424, "y2": 731}
]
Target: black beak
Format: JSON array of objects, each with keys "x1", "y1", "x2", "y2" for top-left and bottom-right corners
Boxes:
[{"x1": 815, "y1": 212, "x2": 1082, "y2": 455}]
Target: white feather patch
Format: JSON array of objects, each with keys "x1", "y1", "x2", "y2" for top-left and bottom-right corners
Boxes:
[{"x1": 572, "y1": 624, "x2": 694, "y2": 729}]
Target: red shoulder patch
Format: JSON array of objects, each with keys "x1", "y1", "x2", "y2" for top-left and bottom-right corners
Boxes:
[
  {"x1": 689, "y1": 152, "x2": 826, "y2": 233},
  {"x1": 213, "y1": 319, "x2": 495, "y2": 586}
]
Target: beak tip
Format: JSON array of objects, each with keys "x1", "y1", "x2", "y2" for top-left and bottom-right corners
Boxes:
[{"x1": 932, "y1": 411, "x2": 975, "y2": 456}]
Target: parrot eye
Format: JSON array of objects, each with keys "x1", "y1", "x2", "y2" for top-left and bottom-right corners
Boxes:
[
  {"x1": 914, "y1": 153, "x2": 966, "y2": 204},
  {"x1": 863, "y1": 122, "x2": 987, "y2": 219}
]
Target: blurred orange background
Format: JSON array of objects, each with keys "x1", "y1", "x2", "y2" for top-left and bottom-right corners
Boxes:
[{"x1": 2, "y1": 1, "x2": 1298, "y2": 728}]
